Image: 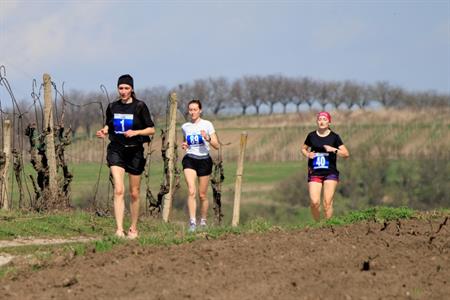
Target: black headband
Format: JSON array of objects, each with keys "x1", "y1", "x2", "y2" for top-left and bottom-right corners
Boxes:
[{"x1": 117, "y1": 74, "x2": 134, "y2": 89}]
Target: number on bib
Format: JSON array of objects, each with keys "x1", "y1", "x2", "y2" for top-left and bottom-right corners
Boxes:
[
  {"x1": 187, "y1": 134, "x2": 204, "y2": 146},
  {"x1": 312, "y1": 154, "x2": 329, "y2": 169},
  {"x1": 113, "y1": 113, "x2": 134, "y2": 134}
]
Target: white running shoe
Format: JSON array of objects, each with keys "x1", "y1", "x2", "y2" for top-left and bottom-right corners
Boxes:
[{"x1": 188, "y1": 220, "x2": 196, "y2": 233}]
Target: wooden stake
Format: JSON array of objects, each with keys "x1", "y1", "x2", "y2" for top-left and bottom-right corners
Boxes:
[
  {"x1": 1, "y1": 120, "x2": 11, "y2": 210},
  {"x1": 43, "y1": 74, "x2": 58, "y2": 199},
  {"x1": 162, "y1": 92, "x2": 178, "y2": 222},
  {"x1": 232, "y1": 131, "x2": 248, "y2": 227}
]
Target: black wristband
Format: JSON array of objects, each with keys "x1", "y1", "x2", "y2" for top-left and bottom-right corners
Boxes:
[{"x1": 334, "y1": 149, "x2": 338, "y2": 154}]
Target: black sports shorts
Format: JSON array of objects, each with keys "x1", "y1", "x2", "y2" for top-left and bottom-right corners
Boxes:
[
  {"x1": 107, "y1": 142, "x2": 146, "y2": 175},
  {"x1": 182, "y1": 155, "x2": 213, "y2": 177}
]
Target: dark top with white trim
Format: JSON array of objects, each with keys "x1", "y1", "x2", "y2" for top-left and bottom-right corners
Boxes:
[{"x1": 304, "y1": 130, "x2": 343, "y2": 176}]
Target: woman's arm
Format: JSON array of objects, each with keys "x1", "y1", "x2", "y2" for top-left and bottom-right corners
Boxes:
[
  {"x1": 205, "y1": 132, "x2": 219, "y2": 150},
  {"x1": 96, "y1": 125, "x2": 109, "y2": 139},
  {"x1": 301, "y1": 144, "x2": 314, "y2": 159},
  {"x1": 323, "y1": 144, "x2": 350, "y2": 158},
  {"x1": 337, "y1": 145, "x2": 350, "y2": 158},
  {"x1": 124, "y1": 127, "x2": 155, "y2": 138}
]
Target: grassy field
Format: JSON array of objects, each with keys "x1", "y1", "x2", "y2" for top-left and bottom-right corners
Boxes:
[
  {"x1": 0, "y1": 206, "x2": 419, "y2": 248},
  {"x1": 1, "y1": 108, "x2": 449, "y2": 222},
  {"x1": 62, "y1": 107, "x2": 450, "y2": 163},
  {"x1": 3, "y1": 160, "x2": 306, "y2": 224}
]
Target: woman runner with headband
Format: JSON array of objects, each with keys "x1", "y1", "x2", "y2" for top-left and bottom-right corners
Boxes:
[
  {"x1": 301, "y1": 112, "x2": 349, "y2": 221},
  {"x1": 96, "y1": 74, "x2": 155, "y2": 238}
]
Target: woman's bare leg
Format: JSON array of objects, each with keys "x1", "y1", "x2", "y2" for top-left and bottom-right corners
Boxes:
[{"x1": 308, "y1": 182, "x2": 322, "y2": 221}]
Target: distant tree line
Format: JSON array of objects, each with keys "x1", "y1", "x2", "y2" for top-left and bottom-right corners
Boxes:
[
  {"x1": 8, "y1": 74, "x2": 450, "y2": 138},
  {"x1": 149, "y1": 75, "x2": 449, "y2": 117}
]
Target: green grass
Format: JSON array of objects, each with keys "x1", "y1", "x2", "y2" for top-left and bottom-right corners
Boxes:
[
  {"x1": 0, "y1": 210, "x2": 114, "y2": 240},
  {"x1": 283, "y1": 206, "x2": 417, "y2": 230},
  {"x1": 0, "y1": 266, "x2": 16, "y2": 278},
  {"x1": 5, "y1": 160, "x2": 301, "y2": 208},
  {"x1": 324, "y1": 206, "x2": 415, "y2": 225},
  {"x1": 0, "y1": 206, "x2": 419, "y2": 247},
  {"x1": 239, "y1": 161, "x2": 301, "y2": 184}
]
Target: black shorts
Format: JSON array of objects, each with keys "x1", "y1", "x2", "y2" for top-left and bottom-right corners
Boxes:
[
  {"x1": 182, "y1": 155, "x2": 213, "y2": 177},
  {"x1": 107, "y1": 143, "x2": 146, "y2": 175}
]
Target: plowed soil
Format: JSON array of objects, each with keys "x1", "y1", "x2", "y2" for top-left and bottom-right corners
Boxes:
[{"x1": 1, "y1": 217, "x2": 449, "y2": 300}]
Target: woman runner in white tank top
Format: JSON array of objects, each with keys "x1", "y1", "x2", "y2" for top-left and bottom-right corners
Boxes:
[{"x1": 181, "y1": 99, "x2": 219, "y2": 232}]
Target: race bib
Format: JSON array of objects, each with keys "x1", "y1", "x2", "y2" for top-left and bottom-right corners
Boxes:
[
  {"x1": 113, "y1": 113, "x2": 133, "y2": 134},
  {"x1": 312, "y1": 153, "x2": 329, "y2": 169},
  {"x1": 186, "y1": 134, "x2": 204, "y2": 146}
]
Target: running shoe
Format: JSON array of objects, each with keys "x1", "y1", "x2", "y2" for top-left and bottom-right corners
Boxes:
[
  {"x1": 188, "y1": 220, "x2": 196, "y2": 233},
  {"x1": 115, "y1": 230, "x2": 125, "y2": 238},
  {"x1": 127, "y1": 228, "x2": 139, "y2": 240}
]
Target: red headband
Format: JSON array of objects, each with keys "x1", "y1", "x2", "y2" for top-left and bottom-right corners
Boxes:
[{"x1": 317, "y1": 111, "x2": 331, "y2": 122}]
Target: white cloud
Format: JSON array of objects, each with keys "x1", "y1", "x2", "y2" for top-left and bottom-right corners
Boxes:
[{"x1": 1, "y1": 2, "x2": 115, "y2": 72}]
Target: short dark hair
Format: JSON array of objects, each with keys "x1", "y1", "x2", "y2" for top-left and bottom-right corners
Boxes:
[{"x1": 188, "y1": 99, "x2": 202, "y2": 109}]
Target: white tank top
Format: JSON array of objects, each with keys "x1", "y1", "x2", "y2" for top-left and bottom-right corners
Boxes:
[{"x1": 181, "y1": 119, "x2": 215, "y2": 157}]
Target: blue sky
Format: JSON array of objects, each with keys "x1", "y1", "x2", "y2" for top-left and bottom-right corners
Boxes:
[{"x1": 1, "y1": 0, "x2": 449, "y2": 101}]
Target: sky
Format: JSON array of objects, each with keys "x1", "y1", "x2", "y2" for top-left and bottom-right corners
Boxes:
[{"x1": 0, "y1": 0, "x2": 449, "y2": 103}]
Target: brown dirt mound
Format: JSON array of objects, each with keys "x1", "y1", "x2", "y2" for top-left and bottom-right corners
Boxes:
[{"x1": 1, "y1": 217, "x2": 449, "y2": 299}]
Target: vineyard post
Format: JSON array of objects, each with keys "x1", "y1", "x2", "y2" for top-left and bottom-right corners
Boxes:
[
  {"x1": 0, "y1": 120, "x2": 11, "y2": 210},
  {"x1": 232, "y1": 131, "x2": 248, "y2": 227},
  {"x1": 162, "y1": 92, "x2": 178, "y2": 222},
  {"x1": 43, "y1": 74, "x2": 58, "y2": 199}
]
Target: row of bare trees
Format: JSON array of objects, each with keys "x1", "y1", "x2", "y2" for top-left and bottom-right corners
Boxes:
[
  {"x1": 171, "y1": 75, "x2": 448, "y2": 115},
  {"x1": 5, "y1": 75, "x2": 449, "y2": 138}
]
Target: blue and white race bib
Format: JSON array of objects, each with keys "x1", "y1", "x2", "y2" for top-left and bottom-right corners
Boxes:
[
  {"x1": 113, "y1": 113, "x2": 133, "y2": 134},
  {"x1": 182, "y1": 119, "x2": 215, "y2": 157},
  {"x1": 186, "y1": 134, "x2": 204, "y2": 146},
  {"x1": 312, "y1": 153, "x2": 329, "y2": 170}
]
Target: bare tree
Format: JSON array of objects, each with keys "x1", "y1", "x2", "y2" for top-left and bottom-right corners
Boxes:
[
  {"x1": 315, "y1": 80, "x2": 331, "y2": 110},
  {"x1": 387, "y1": 86, "x2": 405, "y2": 108},
  {"x1": 405, "y1": 90, "x2": 449, "y2": 108},
  {"x1": 208, "y1": 77, "x2": 230, "y2": 115},
  {"x1": 433, "y1": 93, "x2": 450, "y2": 107},
  {"x1": 192, "y1": 79, "x2": 210, "y2": 104},
  {"x1": 327, "y1": 81, "x2": 342, "y2": 109},
  {"x1": 83, "y1": 91, "x2": 103, "y2": 138},
  {"x1": 356, "y1": 84, "x2": 371, "y2": 110},
  {"x1": 263, "y1": 75, "x2": 285, "y2": 115},
  {"x1": 243, "y1": 76, "x2": 265, "y2": 115},
  {"x1": 173, "y1": 83, "x2": 195, "y2": 119},
  {"x1": 139, "y1": 86, "x2": 169, "y2": 122},
  {"x1": 341, "y1": 80, "x2": 361, "y2": 109},
  {"x1": 280, "y1": 77, "x2": 295, "y2": 114},
  {"x1": 231, "y1": 79, "x2": 249, "y2": 115},
  {"x1": 372, "y1": 81, "x2": 393, "y2": 107},
  {"x1": 64, "y1": 90, "x2": 85, "y2": 136},
  {"x1": 293, "y1": 77, "x2": 316, "y2": 111}
]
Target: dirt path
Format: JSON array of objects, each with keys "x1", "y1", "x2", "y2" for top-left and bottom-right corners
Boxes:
[
  {"x1": 0, "y1": 237, "x2": 96, "y2": 249},
  {"x1": 0, "y1": 237, "x2": 98, "y2": 267},
  {"x1": 0, "y1": 217, "x2": 449, "y2": 299}
]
